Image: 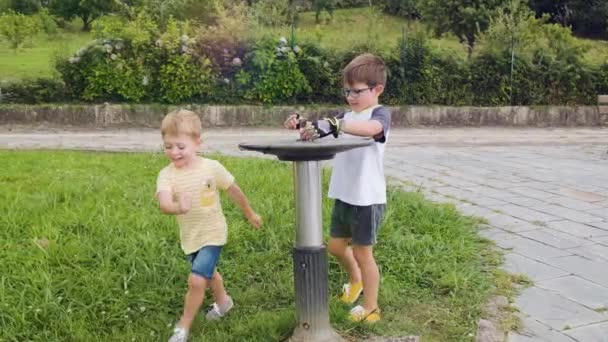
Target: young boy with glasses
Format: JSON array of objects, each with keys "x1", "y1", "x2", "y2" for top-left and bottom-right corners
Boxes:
[{"x1": 284, "y1": 53, "x2": 390, "y2": 323}]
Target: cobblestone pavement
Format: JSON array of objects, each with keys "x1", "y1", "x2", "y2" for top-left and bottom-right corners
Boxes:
[{"x1": 2, "y1": 126, "x2": 608, "y2": 341}]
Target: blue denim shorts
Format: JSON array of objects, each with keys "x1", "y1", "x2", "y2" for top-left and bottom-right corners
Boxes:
[{"x1": 186, "y1": 245, "x2": 223, "y2": 279}]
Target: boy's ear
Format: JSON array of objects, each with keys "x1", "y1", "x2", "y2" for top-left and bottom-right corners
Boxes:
[{"x1": 374, "y1": 84, "x2": 385, "y2": 96}]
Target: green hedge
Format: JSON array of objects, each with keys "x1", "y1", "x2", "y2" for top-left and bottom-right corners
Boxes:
[{"x1": 2, "y1": 34, "x2": 607, "y2": 106}]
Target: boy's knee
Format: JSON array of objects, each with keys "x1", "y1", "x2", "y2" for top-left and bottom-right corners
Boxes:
[
  {"x1": 352, "y1": 245, "x2": 374, "y2": 263},
  {"x1": 189, "y1": 273, "x2": 208, "y2": 291},
  {"x1": 211, "y1": 271, "x2": 222, "y2": 282},
  {"x1": 327, "y1": 238, "x2": 348, "y2": 257}
]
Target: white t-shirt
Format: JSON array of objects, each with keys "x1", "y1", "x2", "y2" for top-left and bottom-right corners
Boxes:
[{"x1": 328, "y1": 105, "x2": 391, "y2": 206}]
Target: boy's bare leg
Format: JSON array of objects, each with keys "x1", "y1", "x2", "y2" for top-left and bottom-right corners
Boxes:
[
  {"x1": 328, "y1": 237, "x2": 361, "y2": 284},
  {"x1": 209, "y1": 270, "x2": 230, "y2": 306},
  {"x1": 178, "y1": 273, "x2": 209, "y2": 329},
  {"x1": 352, "y1": 245, "x2": 379, "y2": 311}
]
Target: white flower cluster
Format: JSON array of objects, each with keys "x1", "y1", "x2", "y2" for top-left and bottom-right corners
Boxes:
[
  {"x1": 275, "y1": 36, "x2": 301, "y2": 57},
  {"x1": 180, "y1": 35, "x2": 195, "y2": 55},
  {"x1": 156, "y1": 34, "x2": 195, "y2": 55},
  {"x1": 68, "y1": 39, "x2": 126, "y2": 64}
]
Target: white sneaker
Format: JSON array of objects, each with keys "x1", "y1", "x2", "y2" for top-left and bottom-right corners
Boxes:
[
  {"x1": 168, "y1": 326, "x2": 188, "y2": 342},
  {"x1": 205, "y1": 296, "x2": 234, "y2": 321}
]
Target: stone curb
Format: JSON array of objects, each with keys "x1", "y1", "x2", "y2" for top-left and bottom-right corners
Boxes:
[{"x1": 0, "y1": 104, "x2": 605, "y2": 127}]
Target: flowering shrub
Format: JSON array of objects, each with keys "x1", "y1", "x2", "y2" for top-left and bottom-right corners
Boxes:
[
  {"x1": 236, "y1": 37, "x2": 311, "y2": 104},
  {"x1": 56, "y1": 15, "x2": 214, "y2": 103},
  {"x1": 37, "y1": 14, "x2": 608, "y2": 106},
  {"x1": 193, "y1": 4, "x2": 248, "y2": 80},
  {"x1": 62, "y1": 38, "x2": 148, "y2": 101},
  {"x1": 293, "y1": 41, "x2": 340, "y2": 103},
  {"x1": 159, "y1": 54, "x2": 213, "y2": 103}
]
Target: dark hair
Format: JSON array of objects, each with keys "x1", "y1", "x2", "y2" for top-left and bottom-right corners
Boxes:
[{"x1": 342, "y1": 53, "x2": 387, "y2": 87}]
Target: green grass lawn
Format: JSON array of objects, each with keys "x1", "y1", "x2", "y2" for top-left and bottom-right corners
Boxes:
[
  {"x1": 0, "y1": 150, "x2": 511, "y2": 341},
  {"x1": 253, "y1": 7, "x2": 608, "y2": 63},
  {"x1": 0, "y1": 31, "x2": 93, "y2": 82},
  {"x1": 252, "y1": 8, "x2": 465, "y2": 56}
]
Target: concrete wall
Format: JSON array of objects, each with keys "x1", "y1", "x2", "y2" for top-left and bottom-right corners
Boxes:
[{"x1": 0, "y1": 103, "x2": 606, "y2": 127}]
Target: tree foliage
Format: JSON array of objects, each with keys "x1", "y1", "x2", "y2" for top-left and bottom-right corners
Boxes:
[
  {"x1": 529, "y1": 0, "x2": 608, "y2": 38},
  {"x1": 8, "y1": 0, "x2": 41, "y2": 15},
  {"x1": 48, "y1": 0, "x2": 116, "y2": 31},
  {"x1": 410, "y1": 0, "x2": 507, "y2": 57},
  {"x1": 0, "y1": 10, "x2": 39, "y2": 50}
]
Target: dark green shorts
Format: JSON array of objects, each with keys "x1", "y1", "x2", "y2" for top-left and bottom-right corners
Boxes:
[{"x1": 330, "y1": 199, "x2": 385, "y2": 245}]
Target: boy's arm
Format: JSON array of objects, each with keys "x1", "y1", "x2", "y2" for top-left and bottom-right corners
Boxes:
[
  {"x1": 226, "y1": 183, "x2": 262, "y2": 229},
  {"x1": 298, "y1": 107, "x2": 390, "y2": 142},
  {"x1": 299, "y1": 119, "x2": 382, "y2": 141},
  {"x1": 340, "y1": 120, "x2": 383, "y2": 137},
  {"x1": 340, "y1": 107, "x2": 390, "y2": 141},
  {"x1": 157, "y1": 191, "x2": 191, "y2": 215}
]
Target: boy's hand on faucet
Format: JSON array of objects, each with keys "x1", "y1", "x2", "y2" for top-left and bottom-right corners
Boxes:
[
  {"x1": 284, "y1": 114, "x2": 300, "y2": 130},
  {"x1": 284, "y1": 114, "x2": 310, "y2": 131},
  {"x1": 300, "y1": 117, "x2": 342, "y2": 141}
]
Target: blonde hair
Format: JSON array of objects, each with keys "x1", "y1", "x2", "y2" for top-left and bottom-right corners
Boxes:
[
  {"x1": 161, "y1": 109, "x2": 202, "y2": 138},
  {"x1": 342, "y1": 53, "x2": 387, "y2": 87}
]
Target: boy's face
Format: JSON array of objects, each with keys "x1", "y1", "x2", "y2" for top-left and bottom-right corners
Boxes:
[
  {"x1": 162, "y1": 133, "x2": 201, "y2": 168},
  {"x1": 343, "y1": 81, "x2": 384, "y2": 113}
]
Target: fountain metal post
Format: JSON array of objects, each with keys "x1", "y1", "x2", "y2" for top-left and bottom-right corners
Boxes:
[{"x1": 239, "y1": 137, "x2": 372, "y2": 342}]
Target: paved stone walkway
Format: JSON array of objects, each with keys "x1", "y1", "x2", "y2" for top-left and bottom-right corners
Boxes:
[{"x1": 2, "y1": 126, "x2": 608, "y2": 341}]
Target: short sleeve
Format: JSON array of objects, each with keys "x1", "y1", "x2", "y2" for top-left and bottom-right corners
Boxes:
[
  {"x1": 156, "y1": 167, "x2": 172, "y2": 194},
  {"x1": 213, "y1": 161, "x2": 235, "y2": 190},
  {"x1": 333, "y1": 111, "x2": 347, "y2": 119},
  {"x1": 370, "y1": 106, "x2": 391, "y2": 143}
]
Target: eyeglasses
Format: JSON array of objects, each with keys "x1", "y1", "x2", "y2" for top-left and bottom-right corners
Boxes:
[{"x1": 342, "y1": 87, "x2": 374, "y2": 98}]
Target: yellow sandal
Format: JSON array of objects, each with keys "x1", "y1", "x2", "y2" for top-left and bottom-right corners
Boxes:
[
  {"x1": 339, "y1": 281, "x2": 363, "y2": 304},
  {"x1": 349, "y1": 305, "x2": 381, "y2": 323}
]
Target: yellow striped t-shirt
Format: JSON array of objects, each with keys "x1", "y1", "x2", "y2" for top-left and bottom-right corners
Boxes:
[{"x1": 156, "y1": 157, "x2": 235, "y2": 254}]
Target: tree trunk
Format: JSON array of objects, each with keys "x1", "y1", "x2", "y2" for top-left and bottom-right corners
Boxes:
[
  {"x1": 466, "y1": 34, "x2": 475, "y2": 59},
  {"x1": 81, "y1": 13, "x2": 91, "y2": 31}
]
